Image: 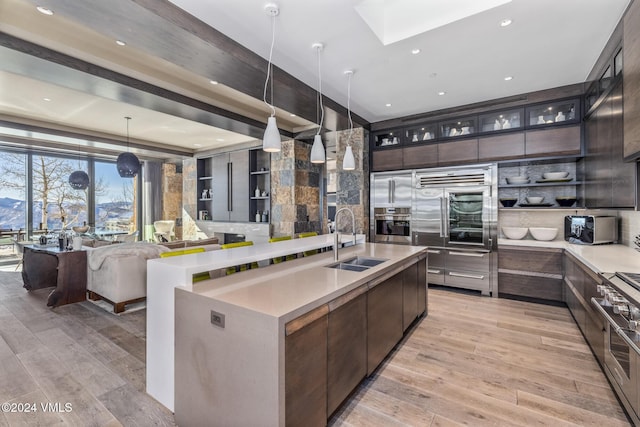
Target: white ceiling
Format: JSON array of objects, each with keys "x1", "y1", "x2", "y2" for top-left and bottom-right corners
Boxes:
[
  {"x1": 169, "y1": 0, "x2": 630, "y2": 122},
  {"x1": 0, "y1": 0, "x2": 632, "y2": 156}
]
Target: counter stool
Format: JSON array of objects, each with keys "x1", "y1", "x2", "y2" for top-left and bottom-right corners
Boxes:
[
  {"x1": 269, "y1": 235, "x2": 296, "y2": 264},
  {"x1": 298, "y1": 232, "x2": 319, "y2": 257},
  {"x1": 220, "y1": 241, "x2": 258, "y2": 274}
]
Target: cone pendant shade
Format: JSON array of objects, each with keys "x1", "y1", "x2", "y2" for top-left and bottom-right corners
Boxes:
[
  {"x1": 263, "y1": 116, "x2": 281, "y2": 152},
  {"x1": 310, "y1": 134, "x2": 325, "y2": 163},
  {"x1": 343, "y1": 145, "x2": 355, "y2": 170}
]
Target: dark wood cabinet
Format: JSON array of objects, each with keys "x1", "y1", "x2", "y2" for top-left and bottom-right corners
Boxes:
[
  {"x1": 371, "y1": 147, "x2": 403, "y2": 171},
  {"x1": 623, "y1": 0, "x2": 640, "y2": 160},
  {"x1": 585, "y1": 80, "x2": 636, "y2": 208},
  {"x1": 327, "y1": 287, "x2": 367, "y2": 416},
  {"x1": 402, "y1": 144, "x2": 438, "y2": 169},
  {"x1": 417, "y1": 256, "x2": 427, "y2": 316},
  {"x1": 367, "y1": 271, "x2": 404, "y2": 375},
  {"x1": 402, "y1": 264, "x2": 419, "y2": 332},
  {"x1": 437, "y1": 137, "x2": 478, "y2": 166},
  {"x1": 285, "y1": 306, "x2": 328, "y2": 427},
  {"x1": 498, "y1": 246, "x2": 563, "y2": 302},
  {"x1": 478, "y1": 133, "x2": 525, "y2": 161},
  {"x1": 524, "y1": 125, "x2": 581, "y2": 157}
]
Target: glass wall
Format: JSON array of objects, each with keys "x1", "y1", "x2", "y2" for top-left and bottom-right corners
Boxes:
[
  {"x1": 94, "y1": 161, "x2": 137, "y2": 232},
  {"x1": 0, "y1": 149, "x2": 139, "y2": 240}
]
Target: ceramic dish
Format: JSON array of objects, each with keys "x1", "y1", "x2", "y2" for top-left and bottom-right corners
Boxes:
[
  {"x1": 517, "y1": 203, "x2": 554, "y2": 207},
  {"x1": 542, "y1": 171, "x2": 570, "y2": 180},
  {"x1": 529, "y1": 227, "x2": 558, "y2": 241},
  {"x1": 502, "y1": 227, "x2": 528, "y2": 240},
  {"x1": 500, "y1": 198, "x2": 518, "y2": 207}
]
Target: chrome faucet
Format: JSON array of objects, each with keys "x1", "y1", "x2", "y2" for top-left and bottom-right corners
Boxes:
[{"x1": 334, "y1": 207, "x2": 357, "y2": 261}]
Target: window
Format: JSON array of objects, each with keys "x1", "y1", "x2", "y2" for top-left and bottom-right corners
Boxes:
[
  {"x1": 31, "y1": 154, "x2": 88, "y2": 231},
  {"x1": 0, "y1": 151, "x2": 27, "y2": 231},
  {"x1": 94, "y1": 161, "x2": 137, "y2": 233}
]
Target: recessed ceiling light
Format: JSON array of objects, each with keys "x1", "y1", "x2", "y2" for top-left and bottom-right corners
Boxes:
[
  {"x1": 115, "y1": 40, "x2": 126, "y2": 46},
  {"x1": 411, "y1": 48, "x2": 421, "y2": 55},
  {"x1": 43, "y1": 97, "x2": 51, "y2": 102},
  {"x1": 36, "y1": 6, "x2": 53, "y2": 15},
  {"x1": 504, "y1": 76, "x2": 513, "y2": 81},
  {"x1": 438, "y1": 91, "x2": 446, "y2": 96},
  {"x1": 500, "y1": 19, "x2": 512, "y2": 27},
  {"x1": 385, "y1": 103, "x2": 392, "y2": 107},
  {"x1": 209, "y1": 80, "x2": 218, "y2": 85}
]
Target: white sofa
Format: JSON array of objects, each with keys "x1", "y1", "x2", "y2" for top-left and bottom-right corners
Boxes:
[{"x1": 85, "y1": 241, "x2": 220, "y2": 313}]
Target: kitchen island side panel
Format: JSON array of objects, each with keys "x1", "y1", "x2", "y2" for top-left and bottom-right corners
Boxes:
[{"x1": 174, "y1": 289, "x2": 282, "y2": 427}]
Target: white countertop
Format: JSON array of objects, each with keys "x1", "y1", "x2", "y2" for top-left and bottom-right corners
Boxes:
[
  {"x1": 181, "y1": 242, "x2": 427, "y2": 321},
  {"x1": 499, "y1": 238, "x2": 640, "y2": 274}
]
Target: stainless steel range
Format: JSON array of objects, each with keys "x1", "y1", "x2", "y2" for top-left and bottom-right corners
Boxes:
[
  {"x1": 412, "y1": 164, "x2": 498, "y2": 296},
  {"x1": 592, "y1": 272, "x2": 640, "y2": 425}
]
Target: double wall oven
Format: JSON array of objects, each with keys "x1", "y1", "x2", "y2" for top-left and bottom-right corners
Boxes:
[
  {"x1": 372, "y1": 172, "x2": 412, "y2": 244},
  {"x1": 412, "y1": 165, "x2": 497, "y2": 296}
]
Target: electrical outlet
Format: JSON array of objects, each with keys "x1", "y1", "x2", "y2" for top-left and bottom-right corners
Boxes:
[{"x1": 210, "y1": 310, "x2": 225, "y2": 328}]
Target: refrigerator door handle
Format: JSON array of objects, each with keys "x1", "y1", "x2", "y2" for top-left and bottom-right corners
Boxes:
[
  {"x1": 388, "y1": 180, "x2": 392, "y2": 204},
  {"x1": 439, "y1": 197, "x2": 446, "y2": 237}
]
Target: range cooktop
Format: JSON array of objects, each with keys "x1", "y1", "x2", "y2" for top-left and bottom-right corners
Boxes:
[{"x1": 615, "y1": 272, "x2": 640, "y2": 292}]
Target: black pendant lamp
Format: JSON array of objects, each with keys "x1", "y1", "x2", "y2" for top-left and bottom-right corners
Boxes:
[
  {"x1": 68, "y1": 170, "x2": 90, "y2": 190},
  {"x1": 117, "y1": 116, "x2": 140, "y2": 178}
]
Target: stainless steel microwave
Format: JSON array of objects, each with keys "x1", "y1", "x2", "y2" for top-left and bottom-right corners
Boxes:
[{"x1": 564, "y1": 215, "x2": 617, "y2": 244}]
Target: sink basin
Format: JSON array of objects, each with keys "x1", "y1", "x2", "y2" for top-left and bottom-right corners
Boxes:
[{"x1": 326, "y1": 256, "x2": 388, "y2": 271}]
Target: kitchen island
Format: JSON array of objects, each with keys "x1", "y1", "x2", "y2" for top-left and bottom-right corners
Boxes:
[{"x1": 171, "y1": 242, "x2": 427, "y2": 427}]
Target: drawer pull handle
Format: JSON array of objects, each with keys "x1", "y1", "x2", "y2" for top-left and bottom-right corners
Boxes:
[
  {"x1": 449, "y1": 251, "x2": 485, "y2": 258},
  {"x1": 427, "y1": 249, "x2": 441, "y2": 254},
  {"x1": 449, "y1": 272, "x2": 485, "y2": 280},
  {"x1": 427, "y1": 269, "x2": 441, "y2": 274}
]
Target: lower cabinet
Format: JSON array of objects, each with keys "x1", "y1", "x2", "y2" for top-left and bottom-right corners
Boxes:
[
  {"x1": 498, "y1": 245, "x2": 563, "y2": 302},
  {"x1": 285, "y1": 257, "x2": 427, "y2": 424},
  {"x1": 285, "y1": 306, "x2": 328, "y2": 427},
  {"x1": 327, "y1": 288, "x2": 367, "y2": 416},
  {"x1": 367, "y1": 271, "x2": 404, "y2": 375}
]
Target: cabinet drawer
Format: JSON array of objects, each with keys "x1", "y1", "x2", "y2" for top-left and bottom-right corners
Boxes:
[
  {"x1": 426, "y1": 248, "x2": 445, "y2": 268},
  {"x1": 498, "y1": 272, "x2": 563, "y2": 302},
  {"x1": 446, "y1": 250, "x2": 490, "y2": 272},
  {"x1": 499, "y1": 247, "x2": 562, "y2": 275},
  {"x1": 445, "y1": 269, "x2": 490, "y2": 291}
]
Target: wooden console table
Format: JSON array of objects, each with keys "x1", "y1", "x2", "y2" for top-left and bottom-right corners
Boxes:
[{"x1": 21, "y1": 245, "x2": 87, "y2": 308}]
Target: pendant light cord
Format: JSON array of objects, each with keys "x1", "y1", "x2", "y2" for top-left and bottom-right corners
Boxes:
[
  {"x1": 262, "y1": 14, "x2": 277, "y2": 117},
  {"x1": 316, "y1": 46, "x2": 324, "y2": 135},
  {"x1": 125, "y1": 116, "x2": 131, "y2": 151},
  {"x1": 347, "y1": 71, "x2": 353, "y2": 145}
]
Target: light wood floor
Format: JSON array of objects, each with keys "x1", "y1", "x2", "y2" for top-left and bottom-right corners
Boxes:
[
  {"x1": 330, "y1": 286, "x2": 631, "y2": 426},
  {"x1": 0, "y1": 272, "x2": 630, "y2": 426}
]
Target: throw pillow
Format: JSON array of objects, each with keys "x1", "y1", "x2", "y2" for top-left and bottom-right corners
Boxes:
[{"x1": 185, "y1": 237, "x2": 219, "y2": 247}]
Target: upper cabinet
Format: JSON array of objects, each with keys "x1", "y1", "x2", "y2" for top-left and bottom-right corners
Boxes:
[
  {"x1": 623, "y1": 0, "x2": 640, "y2": 160},
  {"x1": 371, "y1": 96, "x2": 582, "y2": 172},
  {"x1": 525, "y1": 99, "x2": 580, "y2": 128}
]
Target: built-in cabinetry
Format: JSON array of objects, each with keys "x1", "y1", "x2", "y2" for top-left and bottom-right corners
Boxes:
[
  {"x1": 371, "y1": 98, "x2": 581, "y2": 172},
  {"x1": 371, "y1": 172, "x2": 412, "y2": 207},
  {"x1": 196, "y1": 148, "x2": 270, "y2": 223},
  {"x1": 249, "y1": 149, "x2": 271, "y2": 223},
  {"x1": 623, "y1": 0, "x2": 640, "y2": 160},
  {"x1": 498, "y1": 160, "x2": 582, "y2": 209},
  {"x1": 584, "y1": 79, "x2": 637, "y2": 208},
  {"x1": 284, "y1": 258, "x2": 427, "y2": 423},
  {"x1": 498, "y1": 246, "x2": 563, "y2": 303},
  {"x1": 563, "y1": 251, "x2": 605, "y2": 365}
]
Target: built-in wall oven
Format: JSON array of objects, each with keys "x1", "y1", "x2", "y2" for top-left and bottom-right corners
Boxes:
[
  {"x1": 373, "y1": 207, "x2": 411, "y2": 244},
  {"x1": 592, "y1": 273, "x2": 640, "y2": 424},
  {"x1": 412, "y1": 164, "x2": 497, "y2": 296}
]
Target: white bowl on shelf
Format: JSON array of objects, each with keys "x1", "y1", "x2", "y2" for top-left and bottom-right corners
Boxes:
[
  {"x1": 526, "y1": 196, "x2": 544, "y2": 204},
  {"x1": 542, "y1": 171, "x2": 570, "y2": 180},
  {"x1": 529, "y1": 227, "x2": 558, "y2": 241},
  {"x1": 506, "y1": 176, "x2": 529, "y2": 185},
  {"x1": 502, "y1": 227, "x2": 528, "y2": 240}
]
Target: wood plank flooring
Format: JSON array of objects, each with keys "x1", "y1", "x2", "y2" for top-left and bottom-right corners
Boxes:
[
  {"x1": 329, "y1": 287, "x2": 631, "y2": 427},
  {"x1": 0, "y1": 270, "x2": 630, "y2": 426}
]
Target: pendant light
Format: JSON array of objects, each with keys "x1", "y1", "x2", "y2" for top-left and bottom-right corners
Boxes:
[
  {"x1": 68, "y1": 141, "x2": 89, "y2": 190},
  {"x1": 310, "y1": 43, "x2": 326, "y2": 164},
  {"x1": 343, "y1": 70, "x2": 356, "y2": 170},
  {"x1": 262, "y1": 3, "x2": 281, "y2": 152},
  {"x1": 116, "y1": 116, "x2": 140, "y2": 178}
]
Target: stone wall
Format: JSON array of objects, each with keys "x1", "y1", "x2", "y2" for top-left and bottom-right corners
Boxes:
[
  {"x1": 161, "y1": 163, "x2": 184, "y2": 240},
  {"x1": 181, "y1": 158, "x2": 198, "y2": 240}
]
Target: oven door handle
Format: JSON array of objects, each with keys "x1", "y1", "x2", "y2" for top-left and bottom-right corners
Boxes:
[{"x1": 590, "y1": 297, "x2": 640, "y2": 355}]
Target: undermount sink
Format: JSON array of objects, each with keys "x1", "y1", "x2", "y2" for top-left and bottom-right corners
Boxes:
[{"x1": 326, "y1": 256, "x2": 388, "y2": 272}]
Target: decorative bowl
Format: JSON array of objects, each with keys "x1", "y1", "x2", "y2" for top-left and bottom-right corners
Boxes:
[
  {"x1": 526, "y1": 196, "x2": 544, "y2": 204},
  {"x1": 556, "y1": 197, "x2": 577, "y2": 207},
  {"x1": 529, "y1": 227, "x2": 558, "y2": 241},
  {"x1": 502, "y1": 227, "x2": 528, "y2": 240},
  {"x1": 542, "y1": 171, "x2": 570, "y2": 180},
  {"x1": 500, "y1": 198, "x2": 518, "y2": 207},
  {"x1": 72, "y1": 225, "x2": 90, "y2": 233},
  {"x1": 506, "y1": 176, "x2": 529, "y2": 185}
]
